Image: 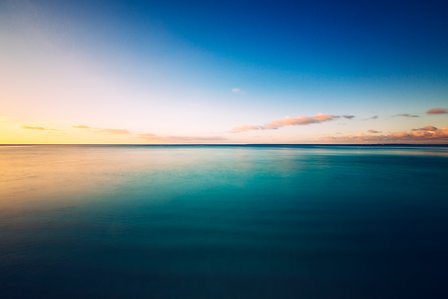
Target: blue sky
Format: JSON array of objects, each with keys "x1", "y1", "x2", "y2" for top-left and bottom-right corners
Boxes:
[{"x1": 1, "y1": 0, "x2": 447, "y2": 143}]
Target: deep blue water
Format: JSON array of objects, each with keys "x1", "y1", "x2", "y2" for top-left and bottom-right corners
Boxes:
[{"x1": 1, "y1": 145, "x2": 447, "y2": 298}]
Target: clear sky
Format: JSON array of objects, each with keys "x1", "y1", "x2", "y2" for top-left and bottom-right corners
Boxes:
[{"x1": 1, "y1": 0, "x2": 447, "y2": 144}]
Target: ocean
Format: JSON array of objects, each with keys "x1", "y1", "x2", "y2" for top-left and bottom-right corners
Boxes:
[{"x1": 1, "y1": 145, "x2": 447, "y2": 298}]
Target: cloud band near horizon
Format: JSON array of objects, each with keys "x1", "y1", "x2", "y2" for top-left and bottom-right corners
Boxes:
[
  {"x1": 323, "y1": 125, "x2": 448, "y2": 143},
  {"x1": 73, "y1": 124, "x2": 226, "y2": 143}
]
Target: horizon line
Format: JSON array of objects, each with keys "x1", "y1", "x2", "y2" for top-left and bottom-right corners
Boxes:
[{"x1": 1, "y1": 143, "x2": 448, "y2": 147}]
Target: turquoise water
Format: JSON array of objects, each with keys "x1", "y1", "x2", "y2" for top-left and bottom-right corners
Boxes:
[{"x1": 1, "y1": 145, "x2": 447, "y2": 298}]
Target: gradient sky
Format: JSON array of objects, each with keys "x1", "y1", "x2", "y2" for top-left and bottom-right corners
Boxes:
[{"x1": 1, "y1": 0, "x2": 447, "y2": 143}]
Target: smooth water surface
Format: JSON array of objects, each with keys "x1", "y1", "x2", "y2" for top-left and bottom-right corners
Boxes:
[{"x1": 1, "y1": 145, "x2": 447, "y2": 298}]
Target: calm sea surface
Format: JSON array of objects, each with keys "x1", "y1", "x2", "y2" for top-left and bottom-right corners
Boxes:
[{"x1": 1, "y1": 145, "x2": 447, "y2": 298}]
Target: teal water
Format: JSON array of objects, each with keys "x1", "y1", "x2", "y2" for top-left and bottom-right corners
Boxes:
[{"x1": 1, "y1": 145, "x2": 447, "y2": 298}]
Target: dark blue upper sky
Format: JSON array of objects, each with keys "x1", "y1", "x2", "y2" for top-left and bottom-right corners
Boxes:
[{"x1": 41, "y1": 0, "x2": 448, "y2": 79}]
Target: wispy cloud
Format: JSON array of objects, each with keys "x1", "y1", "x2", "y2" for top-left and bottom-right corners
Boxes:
[
  {"x1": 72, "y1": 123, "x2": 226, "y2": 143},
  {"x1": 231, "y1": 87, "x2": 244, "y2": 94},
  {"x1": 427, "y1": 107, "x2": 447, "y2": 115},
  {"x1": 368, "y1": 129, "x2": 381, "y2": 134},
  {"x1": 231, "y1": 125, "x2": 264, "y2": 133},
  {"x1": 322, "y1": 126, "x2": 448, "y2": 143},
  {"x1": 231, "y1": 113, "x2": 353, "y2": 133},
  {"x1": 139, "y1": 133, "x2": 227, "y2": 143},
  {"x1": 99, "y1": 128, "x2": 130, "y2": 135},
  {"x1": 73, "y1": 124, "x2": 130, "y2": 135},
  {"x1": 22, "y1": 125, "x2": 47, "y2": 130},
  {"x1": 72, "y1": 125, "x2": 90, "y2": 129},
  {"x1": 365, "y1": 115, "x2": 378, "y2": 120},
  {"x1": 412, "y1": 125, "x2": 437, "y2": 132},
  {"x1": 264, "y1": 114, "x2": 337, "y2": 129},
  {"x1": 394, "y1": 113, "x2": 419, "y2": 118}
]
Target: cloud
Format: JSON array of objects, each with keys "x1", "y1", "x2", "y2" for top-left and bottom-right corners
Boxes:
[
  {"x1": 22, "y1": 125, "x2": 47, "y2": 130},
  {"x1": 72, "y1": 123, "x2": 226, "y2": 143},
  {"x1": 412, "y1": 125, "x2": 438, "y2": 132},
  {"x1": 322, "y1": 126, "x2": 448, "y2": 143},
  {"x1": 368, "y1": 129, "x2": 381, "y2": 134},
  {"x1": 99, "y1": 128, "x2": 130, "y2": 135},
  {"x1": 427, "y1": 107, "x2": 447, "y2": 115},
  {"x1": 73, "y1": 124, "x2": 130, "y2": 135},
  {"x1": 231, "y1": 113, "x2": 351, "y2": 133},
  {"x1": 394, "y1": 113, "x2": 419, "y2": 118},
  {"x1": 231, "y1": 125, "x2": 264, "y2": 133},
  {"x1": 265, "y1": 113, "x2": 337, "y2": 129},
  {"x1": 139, "y1": 133, "x2": 227, "y2": 143},
  {"x1": 365, "y1": 115, "x2": 378, "y2": 120},
  {"x1": 231, "y1": 87, "x2": 241, "y2": 94}
]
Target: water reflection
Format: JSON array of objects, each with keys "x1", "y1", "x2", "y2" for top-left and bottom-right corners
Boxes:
[{"x1": 1, "y1": 145, "x2": 447, "y2": 207}]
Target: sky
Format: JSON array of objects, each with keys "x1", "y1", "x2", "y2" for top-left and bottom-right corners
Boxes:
[{"x1": 1, "y1": 0, "x2": 447, "y2": 144}]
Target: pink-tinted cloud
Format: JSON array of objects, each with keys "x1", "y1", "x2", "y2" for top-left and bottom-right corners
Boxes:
[
  {"x1": 427, "y1": 108, "x2": 447, "y2": 114},
  {"x1": 232, "y1": 113, "x2": 346, "y2": 133},
  {"x1": 231, "y1": 125, "x2": 264, "y2": 133},
  {"x1": 100, "y1": 128, "x2": 130, "y2": 135},
  {"x1": 323, "y1": 126, "x2": 448, "y2": 143},
  {"x1": 72, "y1": 123, "x2": 226, "y2": 143},
  {"x1": 73, "y1": 124, "x2": 129, "y2": 135}
]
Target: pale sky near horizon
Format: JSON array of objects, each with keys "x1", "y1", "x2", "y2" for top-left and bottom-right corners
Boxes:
[{"x1": 1, "y1": 0, "x2": 447, "y2": 144}]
